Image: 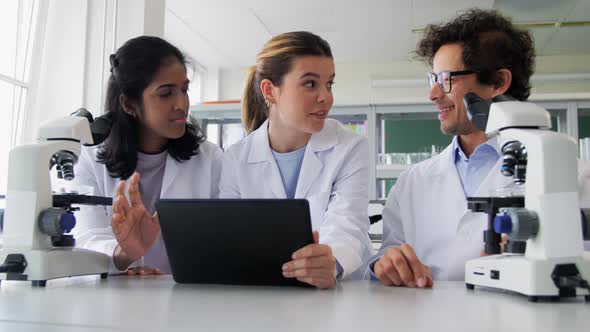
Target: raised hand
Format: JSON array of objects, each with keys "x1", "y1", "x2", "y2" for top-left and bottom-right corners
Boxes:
[{"x1": 111, "y1": 172, "x2": 161, "y2": 270}]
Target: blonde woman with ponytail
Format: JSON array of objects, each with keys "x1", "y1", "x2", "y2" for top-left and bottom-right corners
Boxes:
[{"x1": 219, "y1": 31, "x2": 371, "y2": 289}]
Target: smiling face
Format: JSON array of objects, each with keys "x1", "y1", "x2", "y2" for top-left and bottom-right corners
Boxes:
[
  {"x1": 269, "y1": 55, "x2": 335, "y2": 135},
  {"x1": 138, "y1": 57, "x2": 190, "y2": 146},
  {"x1": 429, "y1": 43, "x2": 497, "y2": 136}
]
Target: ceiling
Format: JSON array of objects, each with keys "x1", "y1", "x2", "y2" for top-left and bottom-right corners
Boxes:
[{"x1": 164, "y1": 0, "x2": 590, "y2": 69}]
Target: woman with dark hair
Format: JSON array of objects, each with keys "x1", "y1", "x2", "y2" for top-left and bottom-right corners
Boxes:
[
  {"x1": 74, "y1": 36, "x2": 222, "y2": 274},
  {"x1": 219, "y1": 31, "x2": 372, "y2": 289}
]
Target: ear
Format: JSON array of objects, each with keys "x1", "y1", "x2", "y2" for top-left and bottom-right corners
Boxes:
[
  {"x1": 259, "y1": 78, "x2": 276, "y2": 103},
  {"x1": 119, "y1": 94, "x2": 138, "y2": 117},
  {"x1": 491, "y1": 68, "x2": 512, "y2": 98}
]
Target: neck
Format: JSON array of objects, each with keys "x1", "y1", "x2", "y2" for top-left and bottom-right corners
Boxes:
[
  {"x1": 457, "y1": 130, "x2": 488, "y2": 158},
  {"x1": 138, "y1": 127, "x2": 168, "y2": 154},
  {"x1": 267, "y1": 116, "x2": 310, "y2": 153}
]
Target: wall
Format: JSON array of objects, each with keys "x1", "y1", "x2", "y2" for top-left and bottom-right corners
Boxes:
[
  {"x1": 164, "y1": 5, "x2": 225, "y2": 103},
  {"x1": 219, "y1": 67, "x2": 246, "y2": 101}
]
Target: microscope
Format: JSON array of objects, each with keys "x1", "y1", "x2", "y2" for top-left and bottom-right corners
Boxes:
[
  {"x1": 463, "y1": 93, "x2": 590, "y2": 301},
  {"x1": 0, "y1": 110, "x2": 113, "y2": 286}
]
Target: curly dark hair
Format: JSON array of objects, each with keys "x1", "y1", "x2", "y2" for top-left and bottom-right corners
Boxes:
[
  {"x1": 416, "y1": 8, "x2": 535, "y2": 101},
  {"x1": 98, "y1": 36, "x2": 205, "y2": 179}
]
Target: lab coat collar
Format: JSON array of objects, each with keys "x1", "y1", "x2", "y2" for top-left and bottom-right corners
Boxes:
[
  {"x1": 247, "y1": 119, "x2": 275, "y2": 164},
  {"x1": 427, "y1": 142, "x2": 457, "y2": 178},
  {"x1": 160, "y1": 153, "x2": 179, "y2": 197},
  {"x1": 245, "y1": 119, "x2": 287, "y2": 198},
  {"x1": 296, "y1": 119, "x2": 338, "y2": 198},
  {"x1": 245, "y1": 118, "x2": 339, "y2": 198},
  {"x1": 246, "y1": 118, "x2": 339, "y2": 164},
  {"x1": 307, "y1": 119, "x2": 338, "y2": 152}
]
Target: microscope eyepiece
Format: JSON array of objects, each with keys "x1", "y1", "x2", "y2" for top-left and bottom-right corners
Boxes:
[
  {"x1": 51, "y1": 151, "x2": 78, "y2": 181},
  {"x1": 501, "y1": 141, "x2": 527, "y2": 183}
]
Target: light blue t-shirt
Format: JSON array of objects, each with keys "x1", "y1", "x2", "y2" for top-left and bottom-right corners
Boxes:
[
  {"x1": 271, "y1": 146, "x2": 306, "y2": 199},
  {"x1": 452, "y1": 136, "x2": 500, "y2": 197}
]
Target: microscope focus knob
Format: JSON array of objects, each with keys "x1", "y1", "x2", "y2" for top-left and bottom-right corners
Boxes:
[
  {"x1": 38, "y1": 208, "x2": 77, "y2": 237},
  {"x1": 495, "y1": 208, "x2": 539, "y2": 241},
  {"x1": 494, "y1": 215, "x2": 513, "y2": 234}
]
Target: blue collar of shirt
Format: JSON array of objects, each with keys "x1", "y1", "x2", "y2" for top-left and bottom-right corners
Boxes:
[{"x1": 452, "y1": 135, "x2": 501, "y2": 163}]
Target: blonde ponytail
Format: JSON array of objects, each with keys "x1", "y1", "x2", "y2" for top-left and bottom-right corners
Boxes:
[{"x1": 241, "y1": 66, "x2": 268, "y2": 135}]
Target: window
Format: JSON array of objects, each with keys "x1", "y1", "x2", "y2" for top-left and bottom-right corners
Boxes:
[
  {"x1": 376, "y1": 112, "x2": 452, "y2": 198},
  {"x1": 0, "y1": 0, "x2": 40, "y2": 196}
]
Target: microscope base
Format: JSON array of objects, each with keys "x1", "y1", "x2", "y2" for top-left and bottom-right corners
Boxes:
[
  {"x1": 465, "y1": 253, "x2": 590, "y2": 301},
  {"x1": 0, "y1": 247, "x2": 110, "y2": 286}
]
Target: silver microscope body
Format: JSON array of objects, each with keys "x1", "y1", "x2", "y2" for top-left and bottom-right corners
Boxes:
[
  {"x1": 0, "y1": 114, "x2": 112, "y2": 286},
  {"x1": 463, "y1": 94, "x2": 590, "y2": 301}
]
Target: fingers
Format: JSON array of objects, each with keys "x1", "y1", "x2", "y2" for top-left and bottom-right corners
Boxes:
[
  {"x1": 282, "y1": 255, "x2": 335, "y2": 278},
  {"x1": 128, "y1": 172, "x2": 144, "y2": 208},
  {"x1": 116, "y1": 180, "x2": 126, "y2": 200},
  {"x1": 374, "y1": 245, "x2": 430, "y2": 288},
  {"x1": 292, "y1": 243, "x2": 332, "y2": 260},
  {"x1": 389, "y1": 247, "x2": 414, "y2": 287},
  {"x1": 113, "y1": 194, "x2": 131, "y2": 217},
  {"x1": 400, "y1": 244, "x2": 428, "y2": 287},
  {"x1": 126, "y1": 266, "x2": 163, "y2": 276},
  {"x1": 283, "y1": 255, "x2": 335, "y2": 271},
  {"x1": 111, "y1": 196, "x2": 135, "y2": 241},
  {"x1": 283, "y1": 244, "x2": 336, "y2": 289},
  {"x1": 375, "y1": 255, "x2": 402, "y2": 286},
  {"x1": 312, "y1": 230, "x2": 319, "y2": 244},
  {"x1": 112, "y1": 181, "x2": 131, "y2": 225}
]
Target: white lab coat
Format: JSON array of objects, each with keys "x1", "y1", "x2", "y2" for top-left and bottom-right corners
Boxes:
[
  {"x1": 369, "y1": 138, "x2": 590, "y2": 281},
  {"x1": 72, "y1": 141, "x2": 223, "y2": 272},
  {"x1": 219, "y1": 118, "x2": 372, "y2": 279}
]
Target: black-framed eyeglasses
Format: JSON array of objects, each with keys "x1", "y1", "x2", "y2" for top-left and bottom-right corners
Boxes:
[{"x1": 427, "y1": 70, "x2": 477, "y2": 94}]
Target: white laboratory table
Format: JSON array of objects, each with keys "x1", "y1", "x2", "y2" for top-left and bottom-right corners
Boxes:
[{"x1": 0, "y1": 275, "x2": 588, "y2": 332}]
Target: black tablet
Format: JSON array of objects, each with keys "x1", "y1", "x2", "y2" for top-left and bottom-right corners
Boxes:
[{"x1": 156, "y1": 199, "x2": 314, "y2": 287}]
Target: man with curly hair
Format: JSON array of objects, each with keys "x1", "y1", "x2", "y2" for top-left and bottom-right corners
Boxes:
[{"x1": 367, "y1": 8, "x2": 537, "y2": 286}]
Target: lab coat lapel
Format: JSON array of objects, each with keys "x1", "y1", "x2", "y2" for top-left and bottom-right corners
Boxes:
[
  {"x1": 428, "y1": 143, "x2": 468, "y2": 229},
  {"x1": 294, "y1": 122, "x2": 336, "y2": 198},
  {"x1": 160, "y1": 154, "x2": 180, "y2": 198},
  {"x1": 247, "y1": 120, "x2": 287, "y2": 199},
  {"x1": 295, "y1": 148, "x2": 324, "y2": 199}
]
